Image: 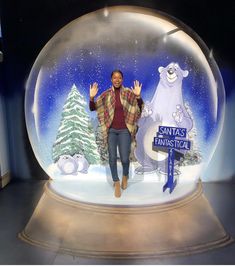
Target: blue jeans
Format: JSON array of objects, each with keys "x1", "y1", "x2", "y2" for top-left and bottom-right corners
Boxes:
[{"x1": 108, "y1": 128, "x2": 131, "y2": 182}]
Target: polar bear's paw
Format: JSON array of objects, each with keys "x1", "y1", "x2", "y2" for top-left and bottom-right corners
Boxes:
[
  {"x1": 172, "y1": 104, "x2": 183, "y2": 123},
  {"x1": 141, "y1": 101, "x2": 153, "y2": 118}
]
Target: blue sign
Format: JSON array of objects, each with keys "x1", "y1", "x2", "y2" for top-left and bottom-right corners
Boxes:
[
  {"x1": 153, "y1": 126, "x2": 191, "y2": 193},
  {"x1": 154, "y1": 137, "x2": 191, "y2": 150}
]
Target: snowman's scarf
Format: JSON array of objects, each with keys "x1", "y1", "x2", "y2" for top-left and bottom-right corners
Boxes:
[{"x1": 95, "y1": 86, "x2": 142, "y2": 144}]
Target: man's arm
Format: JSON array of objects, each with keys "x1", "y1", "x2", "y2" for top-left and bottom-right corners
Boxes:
[
  {"x1": 89, "y1": 83, "x2": 98, "y2": 111},
  {"x1": 89, "y1": 98, "x2": 96, "y2": 111},
  {"x1": 137, "y1": 97, "x2": 144, "y2": 113}
]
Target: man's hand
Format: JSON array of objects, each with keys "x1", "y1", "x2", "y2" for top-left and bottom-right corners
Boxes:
[
  {"x1": 90, "y1": 82, "x2": 98, "y2": 99},
  {"x1": 131, "y1": 80, "x2": 142, "y2": 97}
]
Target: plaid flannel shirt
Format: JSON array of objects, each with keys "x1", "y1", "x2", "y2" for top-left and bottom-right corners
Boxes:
[{"x1": 95, "y1": 86, "x2": 143, "y2": 143}]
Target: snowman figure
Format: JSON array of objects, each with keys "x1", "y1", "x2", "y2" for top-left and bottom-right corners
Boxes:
[
  {"x1": 73, "y1": 154, "x2": 90, "y2": 174},
  {"x1": 57, "y1": 155, "x2": 78, "y2": 175}
]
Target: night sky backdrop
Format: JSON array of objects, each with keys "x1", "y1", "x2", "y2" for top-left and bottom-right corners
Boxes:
[{"x1": 0, "y1": 0, "x2": 234, "y2": 180}]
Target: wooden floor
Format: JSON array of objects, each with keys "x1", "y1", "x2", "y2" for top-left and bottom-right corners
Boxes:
[{"x1": 0, "y1": 180, "x2": 235, "y2": 264}]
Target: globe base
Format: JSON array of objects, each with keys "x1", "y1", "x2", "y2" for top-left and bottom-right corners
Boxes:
[{"x1": 19, "y1": 181, "x2": 233, "y2": 259}]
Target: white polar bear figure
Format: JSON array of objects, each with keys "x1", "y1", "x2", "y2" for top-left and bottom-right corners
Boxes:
[
  {"x1": 73, "y1": 154, "x2": 90, "y2": 174},
  {"x1": 135, "y1": 62, "x2": 193, "y2": 174},
  {"x1": 57, "y1": 155, "x2": 78, "y2": 175},
  {"x1": 149, "y1": 62, "x2": 192, "y2": 129}
]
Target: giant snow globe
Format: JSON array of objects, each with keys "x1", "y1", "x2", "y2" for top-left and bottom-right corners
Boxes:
[{"x1": 25, "y1": 6, "x2": 225, "y2": 205}]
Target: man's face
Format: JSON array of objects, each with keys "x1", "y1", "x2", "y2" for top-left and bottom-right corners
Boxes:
[{"x1": 111, "y1": 72, "x2": 123, "y2": 89}]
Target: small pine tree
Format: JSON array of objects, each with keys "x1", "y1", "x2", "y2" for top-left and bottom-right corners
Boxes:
[
  {"x1": 52, "y1": 84, "x2": 100, "y2": 164},
  {"x1": 179, "y1": 102, "x2": 202, "y2": 166},
  {"x1": 95, "y1": 123, "x2": 108, "y2": 164}
]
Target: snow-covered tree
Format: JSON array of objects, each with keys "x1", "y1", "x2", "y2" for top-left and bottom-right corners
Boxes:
[
  {"x1": 178, "y1": 102, "x2": 202, "y2": 166},
  {"x1": 95, "y1": 123, "x2": 108, "y2": 164},
  {"x1": 52, "y1": 84, "x2": 100, "y2": 164}
]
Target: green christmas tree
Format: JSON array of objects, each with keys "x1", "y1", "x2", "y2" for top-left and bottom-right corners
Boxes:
[
  {"x1": 52, "y1": 84, "x2": 100, "y2": 164},
  {"x1": 178, "y1": 102, "x2": 202, "y2": 166},
  {"x1": 95, "y1": 122, "x2": 108, "y2": 164}
]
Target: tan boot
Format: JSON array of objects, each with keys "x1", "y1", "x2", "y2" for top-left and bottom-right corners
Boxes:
[
  {"x1": 114, "y1": 181, "x2": 121, "y2": 198},
  {"x1": 121, "y1": 176, "x2": 128, "y2": 190}
]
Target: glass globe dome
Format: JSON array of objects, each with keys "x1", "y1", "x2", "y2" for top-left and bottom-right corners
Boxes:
[{"x1": 25, "y1": 6, "x2": 225, "y2": 205}]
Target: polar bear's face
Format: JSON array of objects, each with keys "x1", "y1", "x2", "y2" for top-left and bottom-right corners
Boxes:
[
  {"x1": 57, "y1": 155, "x2": 78, "y2": 174},
  {"x1": 73, "y1": 154, "x2": 84, "y2": 160},
  {"x1": 58, "y1": 155, "x2": 72, "y2": 162},
  {"x1": 158, "y1": 62, "x2": 189, "y2": 87},
  {"x1": 73, "y1": 154, "x2": 89, "y2": 172}
]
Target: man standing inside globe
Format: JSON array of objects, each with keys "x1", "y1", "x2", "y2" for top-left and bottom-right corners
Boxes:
[{"x1": 89, "y1": 70, "x2": 144, "y2": 198}]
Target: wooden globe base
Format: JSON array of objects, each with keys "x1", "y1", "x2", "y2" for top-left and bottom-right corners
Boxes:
[{"x1": 19, "y1": 181, "x2": 233, "y2": 259}]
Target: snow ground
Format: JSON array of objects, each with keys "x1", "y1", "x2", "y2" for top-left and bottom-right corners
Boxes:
[{"x1": 47, "y1": 161, "x2": 202, "y2": 206}]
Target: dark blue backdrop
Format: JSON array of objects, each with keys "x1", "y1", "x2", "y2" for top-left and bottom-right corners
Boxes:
[{"x1": 0, "y1": 0, "x2": 234, "y2": 180}]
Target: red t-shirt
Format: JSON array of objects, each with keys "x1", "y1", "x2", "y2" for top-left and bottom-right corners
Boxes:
[{"x1": 110, "y1": 88, "x2": 127, "y2": 129}]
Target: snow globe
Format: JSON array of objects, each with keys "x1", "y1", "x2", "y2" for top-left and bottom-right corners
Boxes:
[
  {"x1": 21, "y1": 6, "x2": 232, "y2": 258},
  {"x1": 25, "y1": 6, "x2": 225, "y2": 205}
]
